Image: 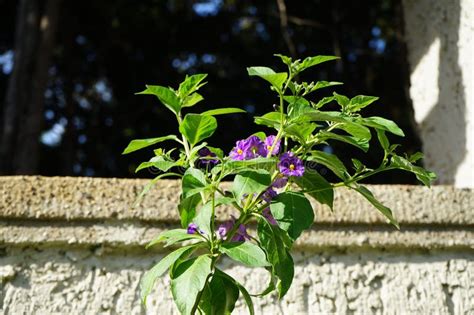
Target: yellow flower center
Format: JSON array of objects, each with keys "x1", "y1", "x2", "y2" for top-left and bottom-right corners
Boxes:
[
  {"x1": 237, "y1": 149, "x2": 243, "y2": 155},
  {"x1": 289, "y1": 164, "x2": 295, "y2": 170},
  {"x1": 267, "y1": 145, "x2": 272, "y2": 150}
]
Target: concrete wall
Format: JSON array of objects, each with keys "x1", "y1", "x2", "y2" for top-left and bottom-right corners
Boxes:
[
  {"x1": 1, "y1": 177, "x2": 473, "y2": 314},
  {"x1": 403, "y1": 0, "x2": 474, "y2": 188}
]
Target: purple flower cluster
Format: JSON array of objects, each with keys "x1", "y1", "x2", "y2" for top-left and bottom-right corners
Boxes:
[
  {"x1": 187, "y1": 223, "x2": 199, "y2": 234},
  {"x1": 198, "y1": 147, "x2": 218, "y2": 165},
  {"x1": 217, "y1": 216, "x2": 250, "y2": 242},
  {"x1": 230, "y1": 135, "x2": 280, "y2": 160},
  {"x1": 278, "y1": 152, "x2": 305, "y2": 177}
]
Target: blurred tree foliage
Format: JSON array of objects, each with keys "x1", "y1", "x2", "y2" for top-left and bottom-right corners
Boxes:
[{"x1": 0, "y1": 0, "x2": 421, "y2": 183}]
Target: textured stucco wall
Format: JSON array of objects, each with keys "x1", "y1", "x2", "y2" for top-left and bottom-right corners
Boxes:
[
  {"x1": 403, "y1": 0, "x2": 474, "y2": 188},
  {"x1": 1, "y1": 177, "x2": 473, "y2": 315}
]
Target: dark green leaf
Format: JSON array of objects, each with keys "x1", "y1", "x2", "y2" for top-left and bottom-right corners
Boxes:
[
  {"x1": 285, "y1": 123, "x2": 317, "y2": 143},
  {"x1": 358, "y1": 116, "x2": 405, "y2": 137},
  {"x1": 247, "y1": 66, "x2": 288, "y2": 91},
  {"x1": 232, "y1": 169, "x2": 271, "y2": 200},
  {"x1": 348, "y1": 95, "x2": 379, "y2": 112},
  {"x1": 308, "y1": 151, "x2": 348, "y2": 180},
  {"x1": 137, "y1": 85, "x2": 181, "y2": 114},
  {"x1": 178, "y1": 194, "x2": 201, "y2": 228},
  {"x1": 335, "y1": 122, "x2": 372, "y2": 141},
  {"x1": 294, "y1": 171, "x2": 333, "y2": 209},
  {"x1": 390, "y1": 155, "x2": 437, "y2": 187},
  {"x1": 351, "y1": 184, "x2": 399, "y2": 228},
  {"x1": 201, "y1": 107, "x2": 246, "y2": 116},
  {"x1": 179, "y1": 113, "x2": 218, "y2": 146},
  {"x1": 257, "y1": 220, "x2": 294, "y2": 298},
  {"x1": 318, "y1": 131, "x2": 369, "y2": 152},
  {"x1": 215, "y1": 269, "x2": 255, "y2": 315},
  {"x1": 199, "y1": 273, "x2": 240, "y2": 315},
  {"x1": 140, "y1": 245, "x2": 198, "y2": 304},
  {"x1": 122, "y1": 135, "x2": 180, "y2": 154},
  {"x1": 221, "y1": 242, "x2": 270, "y2": 267},
  {"x1": 270, "y1": 192, "x2": 314, "y2": 240},
  {"x1": 171, "y1": 255, "x2": 213, "y2": 315}
]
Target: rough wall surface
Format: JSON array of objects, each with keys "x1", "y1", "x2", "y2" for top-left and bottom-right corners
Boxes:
[
  {"x1": 403, "y1": 0, "x2": 474, "y2": 188},
  {"x1": 1, "y1": 176, "x2": 473, "y2": 315}
]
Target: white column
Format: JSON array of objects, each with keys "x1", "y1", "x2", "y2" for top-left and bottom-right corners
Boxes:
[{"x1": 403, "y1": 0, "x2": 473, "y2": 188}]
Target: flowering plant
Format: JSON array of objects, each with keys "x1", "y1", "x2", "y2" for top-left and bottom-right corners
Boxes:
[{"x1": 123, "y1": 54, "x2": 435, "y2": 314}]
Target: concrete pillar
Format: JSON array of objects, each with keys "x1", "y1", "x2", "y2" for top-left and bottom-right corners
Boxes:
[{"x1": 403, "y1": 0, "x2": 473, "y2": 188}]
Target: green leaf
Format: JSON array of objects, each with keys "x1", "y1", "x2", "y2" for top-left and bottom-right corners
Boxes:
[
  {"x1": 232, "y1": 169, "x2": 271, "y2": 201},
  {"x1": 193, "y1": 202, "x2": 213, "y2": 235},
  {"x1": 179, "y1": 113, "x2": 218, "y2": 146},
  {"x1": 285, "y1": 123, "x2": 317, "y2": 143},
  {"x1": 335, "y1": 122, "x2": 372, "y2": 141},
  {"x1": 134, "y1": 172, "x2": 181, "y2": 207},
  {"x1": 254, "y1": 112, "x2": 284, "y2": 128},
  {"x1": 348, "y1": 95, "x2": 379, "y2": 112},
  {"x1": 122, "y1": 135, "x2": 180, "y2": 154},
  {"x1": 308, "y1": 151, "x2": 349, "y2": 180},
  {"x1": 178, "y1": 73, "x2": 208, "y2": 99},
  {"x1": 358, "y1": 116, "x2": 405, "y2": 137},
  {"x1": 221, "y1": 242, "x2": 270, "y2": 267},
  {"x1": 220, "y1": 157, "x2": 277, "y2": 176},
  {"x1": 376, "y1": 129, "x2": 389, "y2": 152},
  {"x1": 313, "y1": 96, "x2": 335, "y2": 109},
  {"x1": 308, "y1": 81, "x2": 343, "y2": 93},
  {"x1": 135, "y1": 155, "x2": 177, "y2": 173},
  {"x1": 146, "y1": 229, "x2": 201, "y2": 249},
  {"x1": 293, "y1": 171, "x2": 334, "y2": 209},
  {"x1": 201, "y1": 107, "x2": 246, "y2": 116},
  {"x1": 247, "y1": 66, "x2": 288, "y2": 91},
  {"x1": 140, "y1": 245, "x2": 198, "y2": 304},
  {"x1": 257, "y1": 220, "x2": 294, "y2": 298},
  {"x1": 270, "y1": 192, "x2": 314, "y2": 240},
  {"x1": 215, "y1": 269, "x2": 255, "y2": 315},
  {"x1": 318, "y1": 131, "x2": 369, "y2": 152},
  {"x1": 178, "y1": 194, "x2": 201, "y2": 228},
  {"x1": 137, "y1": 85, "x2": 181, "y2": 114},
  {"x1": 390, "y1": 155, "x2": 437, "y2": 187},
  {"x1": 297, "y1": 55, "x2": 340, "y2": 72},
  {"x1": 171, "y1": 255, "x2": 213, "y2": 315},
  {"x1": 351, "y1": 184, "x2": 399, "y2": 229},
  {"x1": 333, "y1": 92, "x2": 350, "y2": 109},
  {"x1": 182, "y1": 92, "x2": 204, "y2": 108},
  {"x1": 274, "y1": 53, "x2": 292, "y2": 66},
  {"x1": 199, "y1": 273, "x2": 240, "y2": 315},
  {"x1": 182, "y1": 168, "x2": 208, "y2": 199}
]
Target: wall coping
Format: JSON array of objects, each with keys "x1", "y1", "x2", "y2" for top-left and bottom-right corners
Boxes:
[{"x1": 1, "y1": 176, "x2": 473, "y2": 250}]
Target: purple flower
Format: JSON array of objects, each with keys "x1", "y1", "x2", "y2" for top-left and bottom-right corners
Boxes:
[
  {"x1": 217, "y1": 216, "x2": 250, "y2": 242},
  {"x1": 263, "y1": 135, "x2": 281, "y2": 156},
  {"x1": 187, "y1": 223, "x2": 199, "y2": 234},
  {"x1": 272, "y1": 175, "x2": 288, "y2": 189},
  {"x1": 262, "y1": 188, "x2": 277, "y2": 203},
  {"x1": 262, "y1": 208, "x2": 278, "y2": 225},
  {"x1": 278, "y1": 152, "x2": 305, "y2": 177},
  {"x1": 229, "y1": 136, "x2": 266, "y2": 160},
  {"x1": 198, "y1": 147, "x2": 218, "y2": 165}
]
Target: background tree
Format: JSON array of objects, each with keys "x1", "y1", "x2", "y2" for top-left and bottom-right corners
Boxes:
[{"x1": 0, "y1": 0, "x2": 420, "y2": 182}]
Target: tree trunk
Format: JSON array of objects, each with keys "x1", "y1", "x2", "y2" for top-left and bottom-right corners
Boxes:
[{"x1": 0, "y1": 0, "x2": 61, "y2": 175}]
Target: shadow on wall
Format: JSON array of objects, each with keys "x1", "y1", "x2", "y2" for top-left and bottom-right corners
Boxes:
[{"x1": 403, "y1": 0, "x2": 467, "y2": 184}]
